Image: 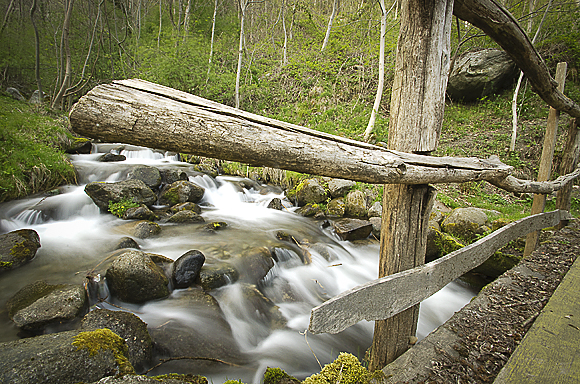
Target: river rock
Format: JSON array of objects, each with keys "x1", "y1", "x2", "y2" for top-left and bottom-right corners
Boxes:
[
  {"x1": 81, "y1": 309, "x2": 152, "y2": 373},
  {"x1": 369, "y1": 217, "x2": 382, "y2": 239},
  {"x1": 116, "y1": 220, "x2": 161, "y2": 239},
  {"x1": 29, "y1": 89, "x2": 47, "y2": 104},
  {"x1": 85, "y1": 179, "x2": 157, "y2": 212},
  {"x1": 198, "y1": 260, "x2": 240, "y2": 290},
  {"x1": 6, "y1": 281, "x2": 88, "y2": 332},
  {"x1": 295, "y1": 203, "x2": 323, "y2": 217},
  {"x1": 99, "y1": 153, "x2": 127, "y2": 162},
  {"x1": 105, "y1": 249, "x2": 170, "y2": 303},
  {"x1": 65, "y1": 139, "x2": 93, "y2": 154},
  {"x1": 0, "y1": 229, "x2": 41, "y2": 274},
  {"x1": 122, "y1": 204, "x2": 157, "y2": 221},
  {"x1": 127, "y1": 165, "x2": 162, "y2": 190},
  {"x1": 172, "y1": 250, "x2": 206, "y2": 289},
  {"x1": 344, "y1": 190, "x2": 367, "y2": 218},
  {"x1": 441, "y1": 207, "x2": 490, "y2": 241},
  {"x1": 112, "y1": 237, "x2": 140, "y2": 250},
  {"x1": 327, "y1": 178, "x2": 356, "y2": 198},
  {"x1": 166, "y1": 210, "x2": 205, "y2": 224},
  {"x1": 267, "y1": 197, "x2": 284, "y2": 210},
  {"x1": 88, "y1": 375, "x2": 207, "y2": 384},
  {"x1": 171, "y1": 201, "x2": 202, "y2": 214},
  {"x1": 233, "y1": 247, "x2": 275, "y2": 283},
  {"x1": 326, "y1": 197, "x2": 346, "y2": 217},
  {"x1": 0, "y1": 328, "x2": 134, "y2": 384},
  {"x1": 332, "y1": 218, "x2": 373, "y2": 241},
  {"x1": 6, "y1": 87, "x2": 24, "y2": 100},
  {"x1": 159, "y1": 180, "x2": 205, "y2": 206},
  {"x1": 296, "y1": 178, "x2": 328, "y2": 206},
  {"x1": 367, "y1": 201, "x2": 382, "y2": 218},
  {"x1": 447, "y1": 49, "x2": 518, "y2": 102},
  {"x1": 161, "y1": 169, "x2": 189, "y2": 185},
  {"x1": 148, "y1": 287, "x2": 244, "y2": 372}
]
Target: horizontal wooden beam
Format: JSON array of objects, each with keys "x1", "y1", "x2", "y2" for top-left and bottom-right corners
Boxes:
[
  {"x1": 69, "y1": 79, "x2": 513, "y2": 185},
  {"x1": 308, "y1": 209, "x2": 572, "y2": 334}
]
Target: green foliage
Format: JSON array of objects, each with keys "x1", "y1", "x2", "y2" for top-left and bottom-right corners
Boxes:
[
  {"x1": 108, "y1": 198, "x2": 140, "y2": 218},
  {"x1": 303, "y1": 352, "x2": 383, "y2": 384},
  {"x1": 0, "y1": 96, "x2": 76, "y2": 202}
]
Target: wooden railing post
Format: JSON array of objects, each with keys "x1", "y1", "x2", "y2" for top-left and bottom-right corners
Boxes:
[
  {"x1": 367, "y1": 0, "x2": 453, "y2": 371},
  {"x1": 524, "y1": 62, "x2": 568, "y2": 256}
]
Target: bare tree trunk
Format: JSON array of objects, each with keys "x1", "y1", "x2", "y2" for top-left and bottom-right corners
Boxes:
[
  {"x1": 320, "y1": 0, "x2": 338, "y2": 52},
  {"x1": 368, "y1": 0, "x2": 453, "y2": 371},
  {"x1": 30, "y1": 0, "x2": 42, "y2": 102},
  {"x1": 510, "y1": 0, "x2": 552, "y2": 151},
  {"x1": 556, "y1": 117, "x2": 580, "y2": 229},
  {"x1": 363, "y1": 0, "x2": 397, "y2": 142},
  {"x1": 0, "y1": 0, "x2": 15, "y2": 37},
  {"x1": 281, "y1": 0, "x2": 288, "y2": 66},
  {"x1": 235, "y1": 0, "x2": 249, "y2": 109},
  {"x1": 52, "y1": 0, "x2": 75, "y2": 110},
  {"x1": 206, "y1": 0, "x2": 218, "y2": 82},
  {"x1": 158, "y1": 0, "x2": 162, "y2": 48},
  {"x1": 183, "y1": 0, "x2": 191, "y2": 38}
]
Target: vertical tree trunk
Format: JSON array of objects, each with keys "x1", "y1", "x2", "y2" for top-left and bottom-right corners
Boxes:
[
  {"x1": 183, "y1": 0, "x2": 191, "y2": 37},
  {"x1": 51, "y1": 0, "x2": 75, "y2": 110},
  {"x1": 320, "y1": 0, "x2": 338, "y2": 52},
  {"x1": 158, "y1": 0, "x2": 162, "y2": 48},
  {"x1": 235, "y1": 0, "x2": 248, "y2": 109},
  {"x1": 556, "y1": 117, "x2": 580, "y2": 229},
  {"x1": 281, "y1": 0, "x2": 288, "y2": 66},
  {"x1": 368, "y1": 0, "x2": 453, "y2": 371},
  {"x1": 30, "y1": 0, "x2": 42, "y2": 102},
  {"x1": 524, "y1": 62, "x2": 567, "y2": 256},
  {"x1": 206, "y1": 0, "x2": 218, "y2": 82},
  {"x1": 0, "y1": 0, "x2": 15, "y2": 37}
]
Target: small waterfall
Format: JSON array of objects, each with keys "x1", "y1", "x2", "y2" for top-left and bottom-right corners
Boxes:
[{"x1": 0, "y1": 143, "x2": 477, "y2": 383}]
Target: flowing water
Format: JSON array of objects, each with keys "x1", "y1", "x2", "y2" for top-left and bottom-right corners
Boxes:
[{"x1": 0, "y1": 143, "x2": 477, "y2": 383}]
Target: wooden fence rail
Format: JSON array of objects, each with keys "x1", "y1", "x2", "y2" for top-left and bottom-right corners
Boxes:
[{"x1": 308, "y1": 209, "x2": 572, "y2": 334}]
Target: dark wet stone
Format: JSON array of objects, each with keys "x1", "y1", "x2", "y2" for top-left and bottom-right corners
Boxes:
[{"x1": 172, "y1": 250, "x2": 206, "y2": 289}]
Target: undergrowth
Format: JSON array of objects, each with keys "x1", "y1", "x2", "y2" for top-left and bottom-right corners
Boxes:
[{"x1": 0, "y1": 95, "x2": 76, "y2": 202}]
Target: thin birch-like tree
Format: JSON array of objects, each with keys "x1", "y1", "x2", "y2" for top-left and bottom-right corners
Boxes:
[
  {"x1": 52, "y1": 0, "x2": 75, "y2": 109},
  {"x1": 207, "y1": 0, "x2": 219, "y2": 83},
  {"x1": 30, "y1": 0, "x2": 42, "y2": 102},
  {"x1": 321, "y1": 0, "x2": 338, "y2": 52}
]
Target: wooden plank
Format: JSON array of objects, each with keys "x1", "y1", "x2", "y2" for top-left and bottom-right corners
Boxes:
[
  {"x1": 493, "y1": 253, "x2": 580, "y2": 383},
  {"x1": 308, "y1": 210, "x2": 572, "y2": 335},
  {"x1": 524, "y1": 63, "x2": 568, "y2": 257}
]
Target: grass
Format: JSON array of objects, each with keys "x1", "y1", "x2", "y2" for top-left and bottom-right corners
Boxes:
[{"x1": 0, "y1": 95, "x2": 77, "y2": 202}]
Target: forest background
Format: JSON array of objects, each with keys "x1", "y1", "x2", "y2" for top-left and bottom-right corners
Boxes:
[{"x1": 1, "y1": 0, "x2": 580, "y2": 218}]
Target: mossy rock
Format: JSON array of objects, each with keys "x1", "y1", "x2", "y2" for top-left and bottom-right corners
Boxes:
[
  {"x1": 0, "y1": 229, "x2": 41, "y2": 275},
  {"x1": 303, "y1": 353, "x2": 384, "y2": 384},
  {"x1": 263, "y1": 367, "x2": 300, "y2": 384},
  {"x1": 473, "y1": 251, "x2": 522, "y2": 278},
  {"x1": 72, "y1": 328, "x2": 135, "y2": 376}
]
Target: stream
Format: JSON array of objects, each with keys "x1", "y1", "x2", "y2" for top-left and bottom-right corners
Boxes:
[{"x1": 0, "y1": 143, "x2": 477, "y2": 383}]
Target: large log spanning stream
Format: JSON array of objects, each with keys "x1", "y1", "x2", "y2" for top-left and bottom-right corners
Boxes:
[{"x1": 70, "y1": 79, "x2": 577, "y2": 194}]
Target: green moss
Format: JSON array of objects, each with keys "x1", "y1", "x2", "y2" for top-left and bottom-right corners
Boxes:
[
  {"x1": 9, "y1": 240, "x2": 32, "y2": 260},
  {"x1": 0, "y1": 260, "x2": 14, "y2": 269},
  {"x1": 108, "y1": 198, "x2": 140, "y2": 218},
  {"x1": 151, "y1": 373, "x2": 208, "y2": 383},
  {"x1": 303, "y1": 353, "x2": 384, "y2": 384},
  {"x1": 223, "y1": 380, "x2": 246, "y2": 384},
  {"x1": 434, "y1": 231, "x2": 465, "y2": 255},
  {"x1": 263, "y1": 367, "x2": 299, "y2": 384},
  {"x1": 72, "y1": 328, "x2": 135, "y2": 376}
]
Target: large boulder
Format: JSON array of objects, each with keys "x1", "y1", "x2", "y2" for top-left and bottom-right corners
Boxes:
[
  {"x1": 326, "y1": 197, "x2": 346, "y2": 217},
  {"x1": 127, "y1": 165, "x2": 162, "y2": 190},
  {"x1": 232, "y1": 247, "x2": 275, "y2": 284},
  {"x1": 296, "y1": 179, "x2": 328, "y2": 207},
  {"x1": 6, "y1": 87, "x2": 25, "y2": 101},
  {"x1": 447, "y1": 49, "x2": 518, "y2": 102},
  {"x1": 6, "y1": 281, "x2": 88, "y2": 332},
  {"x1": 0, "y1": 229, "x2": 41, "y2": 275},
  {"x1": 159, "y1": 180, "x2": 205, "y2": 206},
  {"x1": 0, "y1": 328, "x2": 134, "y2": 384},
  {"x1": 85, "y1": 179, "x2": 157, "y2": 212},
  {"x1": 105, "y1": 250, "x2": 170, "y2": 303},
  {"x1": 81, "y1": 309, "x2": 152, "y2": 373},
  {"x1": 441, "y1": 207, "x2": 490, "y2": 241}
]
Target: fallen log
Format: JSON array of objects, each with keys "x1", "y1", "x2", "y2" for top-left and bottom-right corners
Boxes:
[
  {"x1": 70, "y1": 79, "x2": 513, "y2": 185},
  {"x1": 308, "y1": 209, "x2": 572, "y2": 334}
]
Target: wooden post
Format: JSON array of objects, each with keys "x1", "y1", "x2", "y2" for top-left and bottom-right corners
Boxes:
[
  {"x1": 523, "y1": 62, "x2": 567, "y2": 257},
  {"x1": 556, "y1": 117, "x2": 580, "y2": 229},
  {"x1": 368, "y1": 0, "x2": 453, "y2": 371}
]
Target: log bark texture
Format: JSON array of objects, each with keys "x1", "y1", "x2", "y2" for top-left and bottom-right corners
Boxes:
[
  {"x1": 309, "y1": 210, "x2": 572, "y2": 334},
  {"x1": 454, "y1": 0, "x2": 580, "y2": 118},
  {"x1": 69, "y1": 79, "x2": 513, "y2": 186},
  {"x1": 368, "y1": 0, "x2": 453, "y2": 371}
]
